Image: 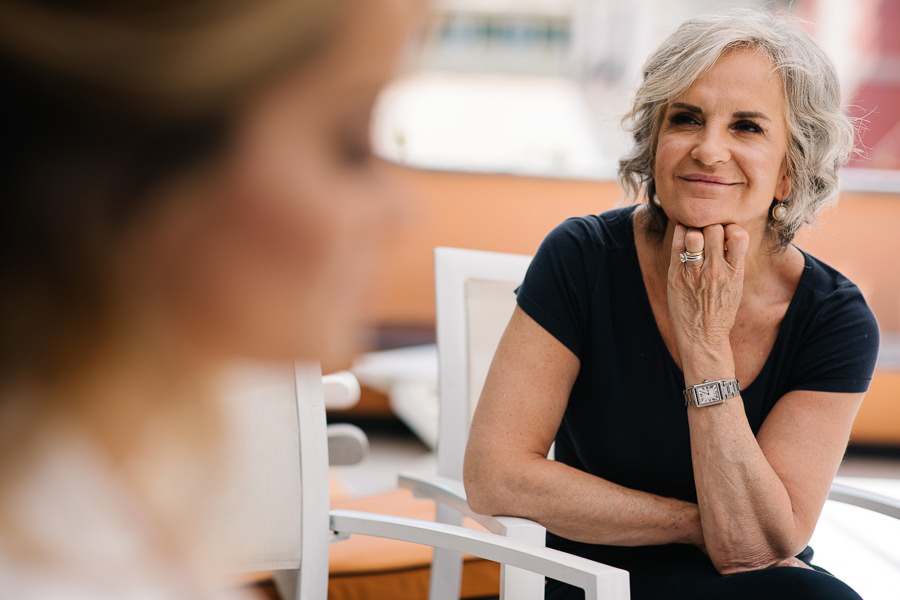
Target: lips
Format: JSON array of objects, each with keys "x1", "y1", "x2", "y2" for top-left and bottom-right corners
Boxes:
[{"x1": 679, "y1": 174, "x2": 739, "y2": 185}]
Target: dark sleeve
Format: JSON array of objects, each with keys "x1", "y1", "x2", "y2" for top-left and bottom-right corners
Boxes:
[
  {"x1": 789, "y1": 284, "x2": 880, "y2": 394},
  {"x1": 516, "y1": 218, "x2": 598, "y2": 360}
]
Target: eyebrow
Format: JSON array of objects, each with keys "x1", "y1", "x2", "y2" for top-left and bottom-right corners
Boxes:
[{"x1": 669, "y1": 102, "x2": 771, "y2": 121}]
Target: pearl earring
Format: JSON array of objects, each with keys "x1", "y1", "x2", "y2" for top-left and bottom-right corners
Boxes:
[
  {"x1": 771, "y1": 199, "x2": 787, "y2": 221},
  {"x1": 652, "y1": 193, "x2": 661, "y2": 207}
]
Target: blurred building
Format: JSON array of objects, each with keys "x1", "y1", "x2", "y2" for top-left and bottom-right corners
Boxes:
[
  {"x1": 373, "y1": 0, "x2": 607, "y2": 178},
  {"x1": 374, "y1": 0, "x2": 897, "y2": 177}
]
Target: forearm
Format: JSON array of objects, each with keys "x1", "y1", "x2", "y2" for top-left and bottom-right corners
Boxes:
[
  {"x1": 464, "y1": 452, "x2": 703, "y2": 548},
  {"x1": 684, "y1": 350, "x2": 799, "y2": 572}
]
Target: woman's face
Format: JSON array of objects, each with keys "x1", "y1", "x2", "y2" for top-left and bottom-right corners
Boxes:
[
  {"x1": 652, "y1": 49, "x2": 792, "y2": 235},
  {"x1": 147, "y1": 0, "x2": 419, "y2": 366}
]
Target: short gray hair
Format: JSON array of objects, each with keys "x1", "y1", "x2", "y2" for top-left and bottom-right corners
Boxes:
[{"x1": 618, "y1": 9, "x2": 856, "y2": 249}]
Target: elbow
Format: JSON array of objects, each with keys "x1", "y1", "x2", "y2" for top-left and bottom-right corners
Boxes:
[
  {"x1": 712, "y1": 555, "x2": 776, "y2": 576},
  {"x1": 708, "y1": 540, "x2": 797, "y2": 576},
  {"x1": 464, "y1": 482, "x2": 494, "y2": 516},
  {"x1": 463, "y1": 441, "x2": 525, "y2": 516},
  {"x1": 462, "y1": 455, "x2": 500, "y2": 516},
  {"x1": 705, "y1": 513, "x2": 808, "y2": 575}
]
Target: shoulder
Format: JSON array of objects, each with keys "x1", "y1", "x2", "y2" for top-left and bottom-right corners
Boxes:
[
  {"x1": 518, "y1": 205, "x2": 638, "y2": 359},
  {"x1": 795, "y1": 251, "x2": 878, "y2": 330},
  {"x1": 543, "y1": 205, "x2": 637, "y2": 248},
  {"x1": 527, "y1": 204, "x2": 638, "y2": 289},
  {"x1": 786, "y1": 249, "x2": 880, "y2": 390}
]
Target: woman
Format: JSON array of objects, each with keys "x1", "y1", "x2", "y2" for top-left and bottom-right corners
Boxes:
[
  {"x1": 464, "y1": 10, "x2": 879, "y2": 600},
  {"x1": 0, "y1": 0, "x2": 419, "y2": 597}
]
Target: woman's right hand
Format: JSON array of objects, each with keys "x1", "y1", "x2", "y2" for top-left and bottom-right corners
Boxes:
[{"x1": 666, "y1": 222, "x2": 749, "y2": 373}]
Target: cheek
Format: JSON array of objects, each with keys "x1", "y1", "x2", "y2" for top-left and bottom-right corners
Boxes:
[
  {"x1": 170, "y1": 138, "x2": 379, "y2": 361},
  {"x1": 220, "y1": 145, "x2": 365, "y2": 353},
  {"x1": 653, "y1": 135, "x2": 684, "y2": 172},
  {"x1": 742, "y1": 146, "x2": 787, "y2": 191},
  {"x1": 652, "y1": 136, "x2": 683, "y2": 187}
]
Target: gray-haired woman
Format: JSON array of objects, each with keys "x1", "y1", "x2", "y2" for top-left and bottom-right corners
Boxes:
[{"x1": 464, "y1": 9, "x2": 877, "y2": 600}]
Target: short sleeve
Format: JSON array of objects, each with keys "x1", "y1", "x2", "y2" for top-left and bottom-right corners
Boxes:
[
  {"x1": 789, "y1": 283, "x2": 880, "y2": 394},
  {"x1": 516, "y1": 217, "x2": 599, "y2": 359}
]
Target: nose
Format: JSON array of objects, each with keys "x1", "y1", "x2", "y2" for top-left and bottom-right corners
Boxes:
[{"x1": 690, "y1": 127, "x2": 730, "y2": 165}]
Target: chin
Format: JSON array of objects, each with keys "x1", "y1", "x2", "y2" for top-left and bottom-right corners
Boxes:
[
  {"x1": 666, "y1": 205, "x2": 732, "y2": 230},
  {"x1": 679, "y1": 217, "x2": 718, "y2": 229}
]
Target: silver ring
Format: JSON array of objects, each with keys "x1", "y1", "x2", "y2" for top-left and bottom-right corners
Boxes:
[{"x1": 679, "y1": 250, "x2": 704, "y2": 263}]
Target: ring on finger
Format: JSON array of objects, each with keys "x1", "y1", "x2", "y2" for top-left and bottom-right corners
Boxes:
[{"x1": 679, "y1": 250, "x2": 704, "y2": 263}]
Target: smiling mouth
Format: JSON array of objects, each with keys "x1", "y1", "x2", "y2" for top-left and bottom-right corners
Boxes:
[{"x1": 679, "y1": 175, "x2": 740, "y2": 186}]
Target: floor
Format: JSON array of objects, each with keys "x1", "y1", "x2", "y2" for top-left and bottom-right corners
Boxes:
[{"x1": 332, "y1": 421, "x2": 900, "y2": 600}]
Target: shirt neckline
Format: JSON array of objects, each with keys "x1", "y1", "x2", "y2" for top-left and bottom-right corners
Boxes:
[{"x1": 622, "y1": 206, "x2": 810, "y2": 393}]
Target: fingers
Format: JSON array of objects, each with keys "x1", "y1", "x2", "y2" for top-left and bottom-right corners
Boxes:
[
  {"x1": 684, "y1": 228, "x2": 705, "y2": 254},
  {"x1": 703, "y1": 225, "x2": 725, "y2": 261},
  {"x1": 723, "y1": 223, "x2": 749, "y2": 270},
  {"x1": 672, "y1": 223, "x2": 748, "y2": 271},
  {"x1": 672, "y1": 223, "x2": 707, "y2": 270}
]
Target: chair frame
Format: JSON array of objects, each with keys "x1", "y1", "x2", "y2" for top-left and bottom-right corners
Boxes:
[
  {"x1": 269, "y1": 361, "x2": 629, "y2": 600},
  {"x1": 827, "y1": 483, "x2": 900, "y2": 519},
  {"x1": 402, "y1": 246, "x2": 551, "y2": 600}
]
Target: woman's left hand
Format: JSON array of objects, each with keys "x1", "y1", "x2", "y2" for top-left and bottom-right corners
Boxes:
[{"x1": 667, "y1": 222, "x2": 750, "y2": 366}]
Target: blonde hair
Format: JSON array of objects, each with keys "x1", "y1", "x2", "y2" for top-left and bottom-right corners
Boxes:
[
  {"x1": 618, "y1": 8, "x2": 855, "y2": 249},
  {"x1": 0, "y1": 0, "x2": 343, "y2": 384},
  {"x1": 0, "y1": 0, "x2": 347, "y2": 536},
  {"x1": 0, "y1": 0, "x2": 337, "y2": 118}
]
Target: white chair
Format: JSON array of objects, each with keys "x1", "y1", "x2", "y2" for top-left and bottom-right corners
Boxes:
[
  {"x1": 400, "y1": 245, "x2": 900, "y2": 600},
  {"x1": 814, "y1": 480, "x2": 900, "y2": 599},
  {"x1": 401, "y1": 246, "x2": 559, "y2": 600},
  {"x1": 213, "y1": 360, "x2": 630, "y2": 600}
]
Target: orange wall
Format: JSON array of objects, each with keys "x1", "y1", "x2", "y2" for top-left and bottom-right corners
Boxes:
[{"x1": 365, "y1": 165, "x2": 900, "y2": 332}]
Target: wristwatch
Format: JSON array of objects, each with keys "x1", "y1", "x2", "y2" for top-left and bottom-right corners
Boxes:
[{"x1": 683, "y1": 379, "x2": 740, "y2": 407}]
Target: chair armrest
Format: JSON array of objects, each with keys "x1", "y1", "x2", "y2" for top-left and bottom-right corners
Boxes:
[
  {"x1": 327, "y1": 424, "x2": 369, "y2": 466},
  {"x1": 329, "y1": 509, "x2": 628, "y2": 600},
  {"x1": 398, "y1": 473, "x2": 546, "y2": 544},
  {"x1": 829, "y1": 483, "x2": 900, "y2": 519},
  {"x1": 322, "y1": 371, "x2": 361, "y2": 410}
]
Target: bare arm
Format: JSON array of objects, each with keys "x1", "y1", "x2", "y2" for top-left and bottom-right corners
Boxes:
[
  {"x1": 464, "y1": 305, "x2": 704, "y2": 548},
  {"x1": 670, "y1": 223, "x2": 863, "y2": 574}
]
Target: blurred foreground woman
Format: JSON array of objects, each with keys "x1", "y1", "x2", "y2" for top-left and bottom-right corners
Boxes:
[{"x1": 0, "y1": 0, "x2": 419, "y2": 597}]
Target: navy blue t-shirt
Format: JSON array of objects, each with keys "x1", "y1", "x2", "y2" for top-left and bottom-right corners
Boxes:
[{"x1": 516, "y1": 205, "x2": 880, "y2": 574}]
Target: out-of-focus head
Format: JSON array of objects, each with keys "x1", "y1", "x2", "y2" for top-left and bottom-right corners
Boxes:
[
  {"x1": 0, "y1": 0, "x2": 420, "y2": 386},
  {"x1": 618, "y1": 9, "x2": 855, "y2": 249}
]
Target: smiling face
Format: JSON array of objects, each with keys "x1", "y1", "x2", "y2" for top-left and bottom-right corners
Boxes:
[{"x1": 652, "y1": 49, "x2": 792, "y2": 235}]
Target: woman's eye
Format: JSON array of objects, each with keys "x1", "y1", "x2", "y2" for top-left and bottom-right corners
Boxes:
[
  {"x1": 734, "y1": 120, "x2": 763, "y2": 134},
  {"x1": 669, "y1": 112, "x2": 700, "y2": 127}
]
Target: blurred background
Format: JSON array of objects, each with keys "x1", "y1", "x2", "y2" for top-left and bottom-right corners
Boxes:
[{"x1": 374, "y1": 0, "x2": 900, "y2": 176}]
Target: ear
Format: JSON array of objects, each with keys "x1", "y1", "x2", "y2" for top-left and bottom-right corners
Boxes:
[{"x1": 775, "y1": 163, "x2": 792, "y2": 201}]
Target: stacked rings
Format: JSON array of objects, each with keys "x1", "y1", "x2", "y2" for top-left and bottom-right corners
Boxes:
[{"x1": 679, "y1": 250, "x2": 704, "y2": 263}]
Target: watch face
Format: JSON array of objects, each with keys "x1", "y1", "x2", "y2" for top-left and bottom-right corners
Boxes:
[{"x1": 696, "y1": 384, "x2": 720, "y2": 406}]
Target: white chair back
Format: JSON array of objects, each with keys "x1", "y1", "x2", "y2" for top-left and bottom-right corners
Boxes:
[
  {"x1": 214, "y1": 361, "x2": 330, "y2": 600},
  {"x1": 465, "y1": 278, "x2": 524, "y2": 423},
  {"x1": 434, "y1": 247, "x2": 532, "y2": 481}
]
